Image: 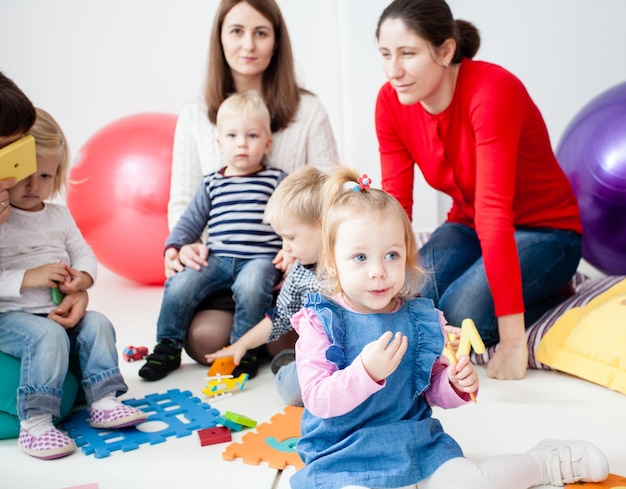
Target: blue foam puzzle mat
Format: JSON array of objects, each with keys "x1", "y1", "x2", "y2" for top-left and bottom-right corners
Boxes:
[{"x1": 62, "y1": 389, "x2": 221, "y2": 458}]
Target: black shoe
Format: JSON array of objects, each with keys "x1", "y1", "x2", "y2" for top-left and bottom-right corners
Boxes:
[
  {"x1": 270, "y1": 349, "x2": 296, "y2": 375},
  {"x1": 138, "y1": 340, "x2": 181, "y2": 381},
  {"x1": 231, "y1": 349, "x2": 259, "y2": 380}
]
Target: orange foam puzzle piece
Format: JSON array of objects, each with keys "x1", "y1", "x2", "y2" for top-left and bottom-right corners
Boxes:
[
  {"x1": 566, "y1": 473, "x2": 626, "y2": 488},
  {"x1": 222, "y1": 405, "x2": 305, "y2": 470},
  {"x1": 207, "y1": 356, "x2": 236, "y2": 376}
]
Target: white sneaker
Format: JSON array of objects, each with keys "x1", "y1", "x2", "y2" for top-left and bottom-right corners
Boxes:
[{"x1": 530, "y1": 439, "x2": 609, "y2": 486}]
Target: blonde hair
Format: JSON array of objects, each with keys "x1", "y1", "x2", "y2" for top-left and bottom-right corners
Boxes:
[
  {"x1": 216, "y1": 91, "x2": 271, "y2": 136},
  {"x1": 29, "y1": 108, "x2": 69, "y2": 198},
  {"x1": 264, "y1": 165, "x2": 330, "y2": 226},
  {"x1": 319, "y1": 166, "x2": 425, "y2": 297}
]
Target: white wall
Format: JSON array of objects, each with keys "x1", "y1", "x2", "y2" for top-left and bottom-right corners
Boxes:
[{"x1": 2, "y1": 0, "x2": 626, "y2": 232}]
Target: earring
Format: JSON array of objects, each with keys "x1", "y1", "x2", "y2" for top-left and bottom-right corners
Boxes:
[{"x1": 443, "y1": 62, "x2": 449, "y2": 69}]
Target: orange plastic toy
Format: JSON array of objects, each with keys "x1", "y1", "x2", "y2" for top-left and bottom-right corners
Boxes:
[
  {"x1": 207, "y1": 356, "x2": 236, "y2": 376},
  {"x1": 222, "y1": 405, "x2": 304, "y2": 470}
]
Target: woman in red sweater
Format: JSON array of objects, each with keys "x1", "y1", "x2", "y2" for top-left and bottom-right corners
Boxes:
[{"x1": 375, "y1": 0, "x2": 583, "y2": 380}]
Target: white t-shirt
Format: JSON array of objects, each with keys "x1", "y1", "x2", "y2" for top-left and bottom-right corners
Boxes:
[{"x1": 0, "y1": 203, "x2": 97, "y2": 313}]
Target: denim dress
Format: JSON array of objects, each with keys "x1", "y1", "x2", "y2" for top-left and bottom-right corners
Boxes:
[{"x1": 291, "y1": 293, "x2": 464, "y2": 489}]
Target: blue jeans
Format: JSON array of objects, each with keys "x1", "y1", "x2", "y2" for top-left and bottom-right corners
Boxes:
[
  {"x1": 275, "y1": 361, "x2": 303, "y2": 406},
  {"x1": 0, "y1": 311, "x2": 127, "y2": 421},
  {"x1": 418, "y1": 223, "x2": 582, "y2": 346},
  {"x1": 156, "y1": 255, "x2": 281, "y2": 346}
]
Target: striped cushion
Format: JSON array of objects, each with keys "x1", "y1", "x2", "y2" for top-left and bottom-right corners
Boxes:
[
  {"x1": 471, "y1": 275, "x2": 626, "y2": 369},
  {"x1": 413, "y1": 231, "x2": 622, "y2": 369}
]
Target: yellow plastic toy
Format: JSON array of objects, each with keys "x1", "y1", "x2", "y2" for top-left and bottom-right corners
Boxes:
[
  {"x1": 443, "y1": 318, "x2": 485, "y2": 403},
  {"x1": 202, "y1": 373, "x2": 249, "y2": 399}
]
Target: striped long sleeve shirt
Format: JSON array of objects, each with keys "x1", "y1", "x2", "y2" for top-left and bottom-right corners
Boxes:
[{"x1": 165, "y1": 166, "x2": 285, "y2": 259}]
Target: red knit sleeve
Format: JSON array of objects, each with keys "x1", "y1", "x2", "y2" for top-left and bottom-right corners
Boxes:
[
  {"x1": 375, "y1": 83, "x2": 415, "y2": 220},
  {"x1": 468, "y1": 69, "x2": 527, "y2": 315}
]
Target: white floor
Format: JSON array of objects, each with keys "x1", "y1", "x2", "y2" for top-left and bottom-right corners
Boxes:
[{"x1": 2, "y1": 265, "x2": 625, "y2": 489}]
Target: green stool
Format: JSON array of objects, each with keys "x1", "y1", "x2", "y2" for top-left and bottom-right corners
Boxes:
[{"x1": 0, "y1": 352, "x2": 79, "y2": 439}]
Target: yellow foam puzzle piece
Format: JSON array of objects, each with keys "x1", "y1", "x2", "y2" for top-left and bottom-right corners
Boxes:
[
  {"x1": 443, "y1": 318, "x2": 485, "y2": 363},
  {"x1": 458, "y1": 318, "x2": 486, "y2": 356}
]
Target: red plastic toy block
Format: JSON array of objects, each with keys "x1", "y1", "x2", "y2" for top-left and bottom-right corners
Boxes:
[{"x1": 198, "y1": 426, "x2": 232, "y2": 446}]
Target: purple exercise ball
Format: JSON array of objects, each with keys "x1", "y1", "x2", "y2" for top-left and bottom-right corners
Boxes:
[{"x1": 556, "y1": 81, "x2": 626, "y2": 275}]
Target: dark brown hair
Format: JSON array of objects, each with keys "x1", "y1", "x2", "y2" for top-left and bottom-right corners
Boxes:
[
  {"x1": 205, "y1": 0, "x2": 309, "y2": 132},
  {"x1": 376, "y1": 0, "x2": 480, "y2": 64},
  {"x1": 0, "y1": 71, "x2": 36, "y2": 137}
]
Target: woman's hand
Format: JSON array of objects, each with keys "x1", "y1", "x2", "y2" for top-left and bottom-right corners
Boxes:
[
  {"x1": 164, "y1": 247, "x2": 184, "y2": 278},
  {"x1": 0, "y1": 178, "x2": 16, "y2": 225},
  {"x1": 486, "y1": 313, "x2": 528, "y2": 380},
  {"x1": 360, "y1": 331, "x2": 407, "y2": 383},
  {"x1": 448, "y1": 354, "x2": 479, "y2": 397},
  {"x1": 487, "y1": 343, "x2": 528, "y2": 379}
]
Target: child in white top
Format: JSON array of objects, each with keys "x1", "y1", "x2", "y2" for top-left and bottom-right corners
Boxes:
[{"x1": 0, "y1": 108, "x2": 146, "y2": 460}]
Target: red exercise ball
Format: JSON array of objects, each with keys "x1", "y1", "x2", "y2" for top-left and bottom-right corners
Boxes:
[{"x1": 67, "y1": 113, "x2": 177, "y2": 285}]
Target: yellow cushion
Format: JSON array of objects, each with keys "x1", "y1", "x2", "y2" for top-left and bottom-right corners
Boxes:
[{"x1": 536, "y1": 279, "x2": 626, "y2": 395}]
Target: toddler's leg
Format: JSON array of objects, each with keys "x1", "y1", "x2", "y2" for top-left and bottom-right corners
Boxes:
[
  {"x1": 229, "y1": 258, "x2": 281, "y2": 378},
  {"x1": 0, "y1": 312, "x2": 76, "y2": 459},
  {"x1": 231, "y1": 258, "x2": 281, "y2": 343},
  {"x1": 274, "y1": 360, "x2": 303, "y2": 406},
  {"x1": 141, "y1": 257, "x2": 231, "y2": 380},
  {"x1": 89, "y1": 392, "x2": 147, "y2": 429},
  {"x1": 155, "y1": 258, "x2": 230, "y2": 345},
  {"x1": 71, "y1": 311, "x2": 147, "y2": 428},
  {"x1": 421, "y1": 440, "x2": 608, "y2": 489},
  {"x1": 70, "y1": 311, "x2": 127, "y2": 403},
  {"x1": 420, "y1": 455, "x2": 540, "y2": 489}
]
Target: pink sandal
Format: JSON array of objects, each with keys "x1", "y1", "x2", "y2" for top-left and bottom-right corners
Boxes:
[
  {"x1": 19, "y1": 427, "x2": 76, "y2": 460},
  {"x1": 89, "y1": 404, "x2": 147, "y2": 429}
]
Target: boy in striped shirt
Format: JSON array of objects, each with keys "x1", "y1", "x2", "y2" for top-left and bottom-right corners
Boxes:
[{"x1": 140, "y1": 92, "x2": 285, "y2": 381}]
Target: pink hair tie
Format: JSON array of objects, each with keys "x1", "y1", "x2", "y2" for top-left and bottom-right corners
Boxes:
[
  {"x1": 341, "y1": 174, "x2": 372, "y2": 193},
  {"x1": 356, "y1": 174, "x2": 371, "y2": 191}
]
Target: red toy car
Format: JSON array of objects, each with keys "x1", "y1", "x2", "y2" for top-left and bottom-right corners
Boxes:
[{"x1": 123, "y1": 345, "x2": 149, "y2": 362}]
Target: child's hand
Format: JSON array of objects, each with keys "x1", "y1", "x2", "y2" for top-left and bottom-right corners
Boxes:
[
  {"x1": 448, "y1": 354, "x2": 479, "y2": 399},
  {"x1": 273, "y1": 249, "x2": 296, "y2": 274},
  {"x1": 58, "y1": 264, "x2": 93, "y2": 293},
  {"x1": 205, "y1": 343, "x2": 246, "y2": 366},
  {"x1": 178, "y1": 243, "x2": 209, "y2": 271},
  {"x1": 360, "y1": 331, "x2": 407, "y2": 383},
  {"x1": 48, "y1": 290, "x2": 88, "y2": 329},
  {"x1": 22, "y1": 263, "x2": 68, "y2": 290},
  {"x1": 443, "y1": 324, "x2": 461, "y2": 354}
]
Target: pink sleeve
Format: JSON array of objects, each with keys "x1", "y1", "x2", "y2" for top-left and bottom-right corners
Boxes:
[
  {"x1": 424, "y1": 360, "x2": 472, "y2": 408},
  {"x1": 292, "y1": 308, "x2": 384, "y2": 419}
]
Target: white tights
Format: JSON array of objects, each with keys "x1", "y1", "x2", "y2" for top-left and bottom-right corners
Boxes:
[{"x1": 342, "y1": 453, "x2": 545, "y2": 489}]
